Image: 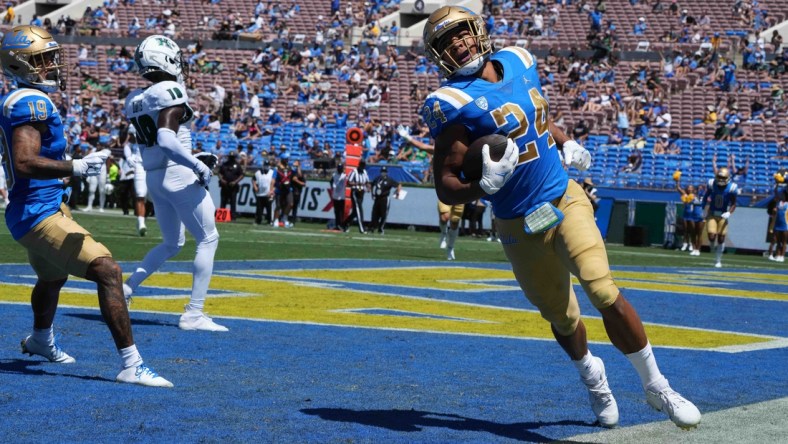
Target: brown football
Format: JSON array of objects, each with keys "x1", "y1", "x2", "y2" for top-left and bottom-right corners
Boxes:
[{"x1": 461, "y1": 134, "x2": 510, "y2": 181}]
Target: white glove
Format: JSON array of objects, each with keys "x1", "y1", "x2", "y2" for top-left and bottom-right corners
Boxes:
[
  {"x1": 721, "y1": 211, "x2": 731, "y2": 220},
  {"x1": 194, "y1": 161, "x2": 212, "y2": 187},
  {"x1": 72, "y1": 150, "x2": 110, "y2": 177},
  {"x1": 396, "y1": 125, "x2": 411, "y2": 141},
  {"x1": 562, "y1": 140, "x2": 592, "y2": 171},
  {"x1": 479, "y1": 138, "x2": 519, "y2": 195}
]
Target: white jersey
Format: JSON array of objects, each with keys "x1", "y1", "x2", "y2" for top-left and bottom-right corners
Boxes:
[
  {"x1": 124, "y1": 80, "x2": 194, "y2": 171},
  {"x1": 254, "y1": 169, "x2": 275, "y2": 196}
]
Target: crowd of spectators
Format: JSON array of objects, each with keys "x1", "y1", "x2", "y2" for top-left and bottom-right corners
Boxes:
[{"x1": 0, "y1": 0, "x2": 786, "y2": 191}]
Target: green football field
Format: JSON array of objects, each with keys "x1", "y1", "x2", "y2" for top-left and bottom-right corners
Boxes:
[{"x1": 1, "y1": 209, "x2": 783, "y2": 270}]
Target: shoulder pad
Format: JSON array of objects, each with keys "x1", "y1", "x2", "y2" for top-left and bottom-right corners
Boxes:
[
  {"x1": 146, "y1": 81, "x2": 193, "y2": 122},
  {"x1": 147, "y1": 80, "x2": 189, "y2": 109},
  {"x1": 729, "y1": 182, "x2": 739, "y2": 194},
  {"x1": 2, "y1": 88, "x2": 58, "y2": 126},
  {"x1": 422, "y1": 87, "x2": 469, "y2": 138},
  {"x1": 496, "y1": 46, "x2": 537, "y2": 71}
]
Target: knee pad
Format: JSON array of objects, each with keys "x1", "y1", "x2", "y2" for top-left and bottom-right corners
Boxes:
[{"x1": 549, "y1": 312, "x2": 580, "y2": 337}]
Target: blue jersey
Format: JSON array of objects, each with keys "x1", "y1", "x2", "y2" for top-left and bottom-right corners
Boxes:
[
  {"x1": 1, "y1": 88, "x2": 67, "y2": 240},
  {"x1": 423, "y1": 46, "x2": 566, "y2": 219},
  {"x1": 681, "y1": 193, "x2": 704, "y2": 222},
  {"x1": 775, "y1": 201, "x2": 788, "y2": 232},
  {"x1": 704, "y1": 180, "x2": 739, "y2": 216}
]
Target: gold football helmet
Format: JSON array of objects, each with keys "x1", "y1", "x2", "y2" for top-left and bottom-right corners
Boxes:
[
  {"x1": 0, "y1": 25, "x2": 67, "y2": 93},
  {"x1": 715, "y1": 167, "x2": 731, "y2": 187},
  {"x1": 423, "y1": 6, "x2": 492, "y2": 78}
]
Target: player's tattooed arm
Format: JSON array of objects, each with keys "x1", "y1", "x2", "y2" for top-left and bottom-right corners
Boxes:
[
  {"x1": 548, "y1": 118, "x2": 571, "y2": 148},
  {"x1": 12, "y1": 123, "x2": 74, "y2": 179},
  {"x1": 434, "y1": 123, "x2": 486, "y2": 204}
]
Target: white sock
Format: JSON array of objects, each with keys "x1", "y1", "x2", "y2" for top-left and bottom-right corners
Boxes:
[
  {"x1": 119, "y1": 344, "x2": 143, "y2": 369},
  {"x1": 188, "y1": 237, "x2": 218, "y2": 312},
  {"x1": 446, "y1": 226, "x2": 459, "y2": 249},
  {"x1": 572, "y1": 350, "x2": 601, "y2": 382},
  {"x1": 626, "y1": 342, "x2": 668, "y2": 392},
  {"x1": 716, "y1": 242, "x2": 725, "y2": 262},
  {"x1": 137, "y1": 216, "x2": 145, "y2": 226},
  {"x1": 32, "y1": 326, "x2": 54, "y2": 345}
]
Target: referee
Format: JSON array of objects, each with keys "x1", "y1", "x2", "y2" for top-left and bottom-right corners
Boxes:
[
  {"x1": 347, "y1": 160, "x2": 370, "y2": 233},
  {"x1": 369, "y1": 166, "x2": 401, "y2": 235}
]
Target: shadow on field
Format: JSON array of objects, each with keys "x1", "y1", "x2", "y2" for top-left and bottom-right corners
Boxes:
[
  {"x1": 0, "y1": 359, "x2": 115, "y2": 383},
  {"x1": 65, "y1": 312, "x2": 177, "y2": 328},
  {"x1": 301, "y1": 407, "x2": 594, "y2": 442}
]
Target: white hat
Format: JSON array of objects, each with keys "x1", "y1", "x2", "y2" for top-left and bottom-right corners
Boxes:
[
  {"x1": 638, "y1": 17, "x2": 645, "y2": 22},
  {"x1": 660, "y1": 133, "x2": 668, "y2": 138}
]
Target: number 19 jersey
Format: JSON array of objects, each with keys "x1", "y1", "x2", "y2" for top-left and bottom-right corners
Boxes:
[
  {"x1": 124, "y1": 80, "x2": 194, "y2": 171},
  {"x1": 1, "y1": 88, "x2": 66, "y2": 240},
  {"x1": 423, "y1": 47, "x2": 567, "y2": 219}
]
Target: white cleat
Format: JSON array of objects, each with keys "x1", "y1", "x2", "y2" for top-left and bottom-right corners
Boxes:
[
  {"x1": 179, "y1": 309, "x2": 229, "y2": 332},
  {"x1": 680, "y1": 243, "x2": 688, "y2": 251},
  {"x1": 690, "y1": 250, "x2": 700, "y2": 256},
  {"x1": 447, "y1": 248, "x2": 455, "y2": 261},
  {"x1": 714, "y1": 261, "x2": 722, "y2": 268},
  {"x1": 583, "y1": 358, "x2": 619, "y2": 428},
  {"x1": 778, "y1": 256, "x2": 785, "y2": 263},
  {"x1": 21, "y1": 336, "x2": 75, "y2": 364},
  {"x1": 439, "y1": 236, "x2": 447, "y2": 249},
  {"x1": 768, "y1": 255, "x2": 776, "y2": 261},
  {"x1": 116, "y1": 364, "x2": 173, "y2": 388},
  {"x1": 646, "y1": 385, "x2": 702, "y2": 430},
  {"x1": 138, "y1": 225, "x2": 147, "y2": 237}
]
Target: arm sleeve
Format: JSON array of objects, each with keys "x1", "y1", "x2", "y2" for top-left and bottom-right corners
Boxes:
[{"x1": 157, "y1": 128, "x2": 199, "y2": 170}]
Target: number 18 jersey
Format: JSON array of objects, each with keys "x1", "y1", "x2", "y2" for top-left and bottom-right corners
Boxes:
[
  {"x1": 423, "y1": 47, "x2": 567, "y2": 219},
  {"x1": 124, "y1": 80, "x2": 194, "y2": 171}
]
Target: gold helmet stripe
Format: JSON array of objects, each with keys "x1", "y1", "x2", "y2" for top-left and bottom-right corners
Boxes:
[
  {"x1": 430, "y1": 87, "x2": 472, "y2": 109},
  {"x1": 3, "y1": 88, "x2": 50, "y2": 118},
  {"x1": 499, "y1": 47, "x2": 534, "y2": 69}
]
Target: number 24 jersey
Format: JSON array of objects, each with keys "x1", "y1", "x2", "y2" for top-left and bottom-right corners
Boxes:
[{"x1": 422, "y1": 47, "x2": 567, "y2": 219}]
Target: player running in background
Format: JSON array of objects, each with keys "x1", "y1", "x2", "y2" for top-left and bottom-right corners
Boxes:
[
  {"x1": 0, "y1": 25, "x2": 171, "y2": 387},
  {"x1": 83, "y1": 145, "x2": 108, "y2": 212},
  {"x1": 121, "y1": 35, "x2": 226, "y2": 332},
  {"x1": 703, "y1": 167, "x2": 738, "y2": 268},
  {"x1": 674, "y1": 171, "x2": 705, "y2": 256},
  {"x1": 771, "y1": 186, "x2": 787, "y2": 262},
  {"x1": 422, "y1": 6, "x2": 700, "y2": 429},
  {"x1": 123, "y1": 126, "x2": 148, "y2": 236},
  {"x1": 398, "y1": 125, "x2": 463, "y2": 259}
]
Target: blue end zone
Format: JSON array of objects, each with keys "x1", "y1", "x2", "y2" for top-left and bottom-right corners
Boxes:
[{"x1": 0, "y1": 260, "x2": 786, "y2": 441}]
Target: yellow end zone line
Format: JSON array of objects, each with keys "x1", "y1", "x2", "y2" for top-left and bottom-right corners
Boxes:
[{"x1": 0, "y1": 300, "x2": 783, "y2": 354}]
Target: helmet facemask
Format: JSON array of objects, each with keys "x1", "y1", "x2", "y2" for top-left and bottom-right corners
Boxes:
[
  {"x1": 7, "y1": 45, "x2": 67, "y2": 93},
  {"x1": 425, "y1": 15, "x2": 492, "y2": 78},
  {"x1": 715, "y1": 168, "x2": 731, "y2": 187}
]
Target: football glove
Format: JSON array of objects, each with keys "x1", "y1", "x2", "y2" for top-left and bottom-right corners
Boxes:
[
  {"x1": 194, "y1": 161, "x2": 212, "y2": 187},
  {"x1": 396, "y1": 125, "x2": 411, "y2": 141},
  {"x1": 479, "y1": 138, "x2": 519, "y2": 195},
  {"x1": 72, "y1": 150, "x2": 110, "y2": 177},
  {"x1": 721, "y1": 211, "x2": 731, "y2": 220},
  {"x1": 195, "y1": 152, "x2": 219, "y2": 170},
  {"x1": 562, "y1": 140, "x2": 592, "y2": 171}
]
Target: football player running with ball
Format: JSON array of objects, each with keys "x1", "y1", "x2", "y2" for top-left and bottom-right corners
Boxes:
[
  {"x1": 122, "y1": 35, "x2": 227, "y2": 332},
  {"x1": 0, "y1": 26, "x2": 171, "y2": 387},
  {"x1": 423, "y1": 7, "x2": 700, "y2": 429}
]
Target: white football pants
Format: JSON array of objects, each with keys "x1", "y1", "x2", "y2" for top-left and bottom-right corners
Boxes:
[{"x1": 125, "y1": 165, "x2": 219, "y2": 311}]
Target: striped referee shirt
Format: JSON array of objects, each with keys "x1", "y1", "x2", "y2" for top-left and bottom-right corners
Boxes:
[{"x1": 347, "y1": 168, "x2": 370, "y2": 191}]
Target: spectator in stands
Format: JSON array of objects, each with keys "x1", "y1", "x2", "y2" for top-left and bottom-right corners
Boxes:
[
  {"x1": 702, "y1": 105, "x2": 717, "y2": 124},
  {"x1": 572, "y1": 119, "x2": 591, "y2": 143},
  {"x1": 619, "y1": 147, "x2": 643, "y2": 174},
  {"x1": 606, "y1": 124, "x2": 623, "y2": 145},
  {"x1": 653, "y1": 134, "x2": 669, "y2": 155},
  {"x1": 633, "y1": 17, "x2": 647, "y2": 35},
  {"x1": 776, "y1": 136, "x2": 788, "y2": 159}
]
